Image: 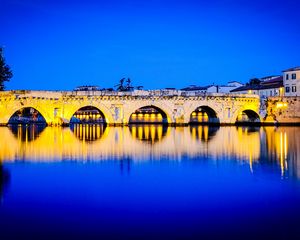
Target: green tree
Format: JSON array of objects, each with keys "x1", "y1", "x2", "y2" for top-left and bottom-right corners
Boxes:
[{"x1": 0, "y1": 47, "x2": 13, "y2": 91}]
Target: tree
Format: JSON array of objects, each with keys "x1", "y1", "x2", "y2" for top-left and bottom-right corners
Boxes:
[
  {"x1": 115, "y1": 78, "x2": 126, "y2": 91},
  {"x1": 248, "y1": 78, "x2": 261, "y2": 86},
  {"x1": 115, "y1": 78, "x2": 134, "y2": 91},
  {"x1": 0, "y1": 47, "x2": 13, "y2": 91}
]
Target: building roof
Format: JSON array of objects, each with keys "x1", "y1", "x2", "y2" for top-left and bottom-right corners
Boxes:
[
  {"x1": 260, "y1": 75, "x2": 280, "y2": 81},
  {"x1": 282, "y1": 66, "x2": 300, "y2": 72},
  {"x1": 181, "y1": 85, "x2": 211, "y2": 91},
  {"x1": 74, "y1": 85, "x2": 100, "y2": 91},
  {"x1": 230, "y1": 76, "x2": 283, "y2": 92},
  {"x1": 228, "y1": 81, "x2": 243, "y2": 85}
]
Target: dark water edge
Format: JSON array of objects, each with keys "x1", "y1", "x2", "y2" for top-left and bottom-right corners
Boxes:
[{"x1": 0, "y1": 126, "x2": 299, "y2": 240}]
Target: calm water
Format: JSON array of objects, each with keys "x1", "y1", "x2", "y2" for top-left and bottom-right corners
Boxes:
[{"x1": 0, "y1": 125, "x2": 300, "y2": 239}]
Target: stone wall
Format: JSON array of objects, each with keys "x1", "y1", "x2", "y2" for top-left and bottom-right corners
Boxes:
[
  {"x1": 0, "y1": 90, "x2": 260, "y2": 126},
  {"x1": 264, "y1": 97, "x2": 300, "y2": 124}
]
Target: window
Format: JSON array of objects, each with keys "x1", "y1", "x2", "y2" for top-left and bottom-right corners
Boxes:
[
  {"x1": 286, "y1": 86, "x2": 290, "y2": 93},
  {"x1": 270, "y1": 90, "x2": 273, "y2": 96},
  {"x1": 292, "y1": 73, "x2": 297, "y2": 79},
  {"x1": 286, "y1": 74, "x2": 289, "y2": 80},
  {"x1": 292, "y1": 86, "x2": 297, "y2": 92}
]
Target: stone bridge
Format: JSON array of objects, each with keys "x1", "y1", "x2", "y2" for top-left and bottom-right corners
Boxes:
[{"x1": 0, "y1": 90, "x2": 261, "y2": 126}]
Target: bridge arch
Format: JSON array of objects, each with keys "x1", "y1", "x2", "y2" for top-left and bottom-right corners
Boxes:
[
  {"x1": 64, "y1": 103, "x2": 114, "y2": 125},
  {"x1": 189, "y1": 105, "x2": 220, "y2": 125},
  {"x1": 128, "y1": 104, "x2": 171, "y2": 124},
  {"x1": 70, "y1": 106, "x2": 107, "y2": 124},
  {"x1": 234, "y1": 109, "x2": 261, "y2": 125},
  {"x1": 5, "y1": 104, "x2": 52, "y2": 125}
]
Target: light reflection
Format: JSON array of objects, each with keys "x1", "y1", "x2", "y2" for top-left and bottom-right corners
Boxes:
[
  {"x1": 70, "y1": 124, "x2": 108, "y2": 142},
  {"x1": 8, "y1": 124, "x2": 46, "y2": 142},
  {"x1": 0, "y1": 126, "x2": 299, "y2": 179},
  {"x1": 189, "y1": 125, "x2": 219, "y2": 142},
  {"x1": 129, "y1": 124, "x2": 169, "y2": 143}
]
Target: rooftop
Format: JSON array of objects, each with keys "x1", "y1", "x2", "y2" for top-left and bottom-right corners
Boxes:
[
  {"x1": 282, "y1": 66, "x2": 300, "y2": 72},
  {"x1": 181, "y1": 85, "x2": 212, "y2": 91},
  {"x1": 231, "y1": 76, "x2": 283, "y2": 92}
]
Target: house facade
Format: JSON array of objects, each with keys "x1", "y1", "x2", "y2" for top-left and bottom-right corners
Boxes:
[{"x1": 283, "y1": 67, "x2": 300, "y2": 96}]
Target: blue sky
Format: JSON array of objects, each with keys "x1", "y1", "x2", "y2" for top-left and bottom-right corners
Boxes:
[{"x1": 1, "y1": 0, "x2": 300, "y2": 90}]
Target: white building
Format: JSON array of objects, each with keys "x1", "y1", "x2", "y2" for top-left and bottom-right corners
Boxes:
[
  {"x1": 181, "y1": 81, "x2": 243, "y2": 95},
  {"x1": 207, "y1": 81, "x2": 243, "y2": 93},
  {"x1": 283, "y1": 67, "x2": 300, "y2": 96}
]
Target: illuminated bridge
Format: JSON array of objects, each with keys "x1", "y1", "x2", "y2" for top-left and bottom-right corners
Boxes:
[{"x1": 0, "y1": 90, "x2": 261, "y2": 126}]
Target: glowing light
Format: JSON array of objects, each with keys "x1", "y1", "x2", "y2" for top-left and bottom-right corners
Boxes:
[{"x1": 276, "y1": 102, "x2": 288, "y2": 108}]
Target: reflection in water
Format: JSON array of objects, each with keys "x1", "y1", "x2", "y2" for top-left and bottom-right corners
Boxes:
[
  {"x1": 70, "y1": 124, "x2": 107, "y2": 141},
  {"x1": 237, "y1": 126, "x2": 260, "y2": 133},
  {"x1": 7, "y1": 124, "x2": 46, "y2": 142},
  {"x1": 0, "y1": 165, "x2": 10, "y2": 202},
  {"x1": 0, "y1": 126, "x2": 300, "y2": 179},
  {"x1": 189, "y1": 125, "x2": 219, "y2": 142},
  {"x1": 129, "y1": 124, "x2": 169, "y2": 143}
]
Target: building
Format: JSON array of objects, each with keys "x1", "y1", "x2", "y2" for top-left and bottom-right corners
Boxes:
[
  {"x1": 283, "y1": 67, "x2": 300, "y2": 96},
  {"x1": 208, "y1": 81, "x2": 244, "y2": 93},
  {"x1": 180, "y1": 85, "x2": 208, "y2": 95},
  {"x1": 74, "y1": 85, "x2": 100, "y2": 91},
  {"x1": 230, "y1": 76, "x2": 284, "y2": 98},
  {"x1": 181, "y1": 81, "x2": 243, "y2": 95}
]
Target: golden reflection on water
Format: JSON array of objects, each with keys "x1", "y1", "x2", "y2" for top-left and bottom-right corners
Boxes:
[
  {"x1": 129, "y1": 124, "x2": 169, "y2": 144},
  {"x1": 0, "y1": 125, "x2": 299, "y2": 177}
]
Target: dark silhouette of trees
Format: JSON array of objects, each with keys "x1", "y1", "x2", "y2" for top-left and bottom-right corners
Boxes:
[
  {"x1": 0, "y1": 47, "x2": 13, "y2": 91},
  {"x1": 247, "y1": 78, "x2": 261, "y2": 86},
  {"x1": 115, "y1": 77, "x2": 135, "y2": 91}
]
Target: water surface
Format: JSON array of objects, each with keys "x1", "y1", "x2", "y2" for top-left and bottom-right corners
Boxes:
[{"x1": 0, "y1": 125, "x2": 299, "y2": 239}]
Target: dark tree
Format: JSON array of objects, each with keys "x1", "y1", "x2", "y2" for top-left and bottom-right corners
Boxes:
[
  {"x1": 248, "y1": 78, "x2": 261, "y2": 86},
  {"x1": 115, "y1": 78, "x2": 126, "y2": 91},
  {"x1": 115, "y1": 77, "x2": 134, "y2": 91},
  {"x1": 0, "y1": 47, "x2": 13, "y2": 91}
]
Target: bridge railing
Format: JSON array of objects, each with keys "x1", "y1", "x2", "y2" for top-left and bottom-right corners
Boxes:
[{"x1": 0, "y1": 90, "x2": 259, "y2": 99}]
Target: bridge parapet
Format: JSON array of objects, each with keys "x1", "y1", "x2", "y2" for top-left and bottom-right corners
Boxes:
[{"x1": 0, "y1": 90, "x2": 259, "y2": 98}]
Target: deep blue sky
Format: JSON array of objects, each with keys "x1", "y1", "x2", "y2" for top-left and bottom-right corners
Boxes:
[{"x1": 1, "y1": 0, "x2": 300, "y2": 90}]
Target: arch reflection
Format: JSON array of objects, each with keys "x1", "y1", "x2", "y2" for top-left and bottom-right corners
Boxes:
[
  {"x1": 8, "y1": 107, "x2": 46, "y2": 124},
  {"x1": 129, "y1": 124, "x2": 169, "y2": 143},
  {"x1": 237, "y1": 125, "x2": 261, "y2": 134},
  {"x1": 70, "y1": 124, "x2": 107, "y2": 141},
  {"x1": 189, "y1": 125, "x2": 219, "y2": 142},
  {"x1": 8, "y1": 124, "x2": 46, "y2": 142}
]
